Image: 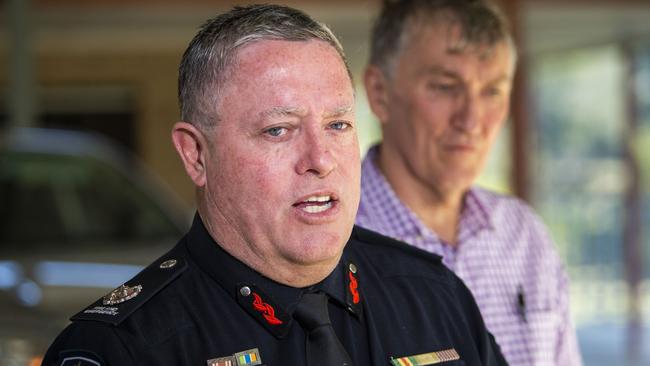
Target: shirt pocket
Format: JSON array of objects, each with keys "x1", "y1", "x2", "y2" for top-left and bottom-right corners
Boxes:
[{"x1": 525, "y1": 308, "x2": 561, "y2": 361}]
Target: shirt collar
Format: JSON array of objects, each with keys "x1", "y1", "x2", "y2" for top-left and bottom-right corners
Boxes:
[
  {"x1": 185, "y1": 214, "x2": 361, "y2": 338},
  {"x1": 360, "y1": 145, "x2": 427, "y2": 238},
  {"x1": 458, "y1": 188, "x2": 494, "y2": 242}
]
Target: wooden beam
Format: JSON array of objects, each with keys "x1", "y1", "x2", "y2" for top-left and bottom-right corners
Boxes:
[
  {"x1": 33, "y1": 0, "x2": 381, "y2": 8},
  {"x1": 620, "y1": 40, "x2": 643, "y2": 365},
  {"x1": 499, "y1": 0, "x2": 530, "y2": 201}
]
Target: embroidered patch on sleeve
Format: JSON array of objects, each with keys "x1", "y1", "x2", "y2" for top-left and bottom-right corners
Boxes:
[{"x1": 58, "y1": 350, "x2": 105, "y2": 366}]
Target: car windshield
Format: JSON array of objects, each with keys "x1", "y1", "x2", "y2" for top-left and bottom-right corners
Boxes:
[{"x1": 0, "y1": 151, "x2": 182, "y2": 247}]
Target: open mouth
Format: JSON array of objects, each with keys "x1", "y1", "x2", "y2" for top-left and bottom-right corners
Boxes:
[{"x1": 293, "y1": 195, "x2": 336, "y2": 214}]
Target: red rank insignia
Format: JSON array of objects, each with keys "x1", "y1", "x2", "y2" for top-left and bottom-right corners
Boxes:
[{"x1": 252, "y1": 292, "x2": 283, "y2": 325}]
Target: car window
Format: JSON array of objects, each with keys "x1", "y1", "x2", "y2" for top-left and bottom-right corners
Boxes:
[{"x1": 0, "y1": 152, "x2": 182, "y2": 247}]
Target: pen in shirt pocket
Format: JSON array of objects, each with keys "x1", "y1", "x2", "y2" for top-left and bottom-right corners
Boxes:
[{"x1": 517, "y1": 285, "x2": 527, "y2": 323}]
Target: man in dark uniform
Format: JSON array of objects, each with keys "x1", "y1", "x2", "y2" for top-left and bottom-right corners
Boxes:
[{"x1": 42, "y1": 4, "x2": 507, "y2": 366}]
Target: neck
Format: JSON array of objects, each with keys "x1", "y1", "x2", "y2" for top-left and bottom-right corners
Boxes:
[
  {"x1": 376, "y1": 148, "x2": 465, "y2": 245},
  {"x1": 197, "y1": 204, "x2": 339, "y2": 288}
]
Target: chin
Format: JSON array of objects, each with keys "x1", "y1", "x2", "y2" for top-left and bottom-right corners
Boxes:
[
  {"x1": 442, "y1": 168, "x2": 479, "y2": 185},
  {"x1": 289, "y1": 231, "x2": 346, "y2": 264}
]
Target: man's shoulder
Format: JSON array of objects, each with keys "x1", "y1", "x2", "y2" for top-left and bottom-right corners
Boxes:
[
  {"x1": 43, "y1": 239, "x2": 195, "y2": 365},
  {"x1": 472, "y1": 187, "x2": 537, "y2": 216},
  {"x1": 70, "y1": 239, "x2": 190, "y2": 327},
  {"x1": 348, "y1": 226, "x2": 486, "y2": 337},
  {"x1": 351, "y1": 225, "x2": 442, "y2": 260},
  {"x1": 349, "y1": 225, "x2": 453, "y2": 282},
  {"x1": 472, "y1": 187, "x2": 553, "y2": 234}
]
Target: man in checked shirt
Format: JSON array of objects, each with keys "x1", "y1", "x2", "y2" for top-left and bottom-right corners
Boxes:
[{"x1": 357, "y1": 0, "x2": 583, "y2": 365}]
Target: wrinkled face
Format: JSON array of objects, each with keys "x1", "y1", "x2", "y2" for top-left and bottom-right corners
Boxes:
[
  {"x1": 203, "y1": 40, "x2": 359, "y2": 269},
  {"x1": 379, "y1": 22, "x2": 514, "y2": 197}
]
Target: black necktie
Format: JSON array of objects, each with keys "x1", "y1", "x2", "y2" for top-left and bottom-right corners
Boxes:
[{"x1": 293, "y1": 292, "x2": 354, "y2": 366}]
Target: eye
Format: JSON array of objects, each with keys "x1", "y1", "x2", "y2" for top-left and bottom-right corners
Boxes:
[
  {"x1": 329, "y1": 121, "x2": 351, "y2": 130},
  {"x1": 263, "y1": 126, "x2": 287, "y2": 137},
  {"x1": 484, "y1": 87, "x2": 503, "y2": 97},
  {"x1": 427, "y1": 82, "x2": 458, "y2": 94}
]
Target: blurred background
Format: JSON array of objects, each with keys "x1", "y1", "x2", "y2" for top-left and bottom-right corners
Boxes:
[{"x1": 0, "y1": 0, "x2": 649, "y2": 365}]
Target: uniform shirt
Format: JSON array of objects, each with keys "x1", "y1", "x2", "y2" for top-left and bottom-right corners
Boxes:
[
  {"x1": 356, "y1": 146, "x2": 582, "y2": 366},
  {"x1": 43, "y1": 214, "x2": 507, "y2": 366}
]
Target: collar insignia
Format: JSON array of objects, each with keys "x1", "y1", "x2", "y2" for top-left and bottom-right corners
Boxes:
[
  {"x1": 345, "y1": 262, "x2": 362, "y2": 315},
  {"x1": 102, "y1": 284, "x2": 143, "y2": 305},
  {"x1": 236, "y1": 284, "x2": 291, "y2": 338},
  {"x1": 390, "y1": 348, "x2": 460, "y2": 365}
]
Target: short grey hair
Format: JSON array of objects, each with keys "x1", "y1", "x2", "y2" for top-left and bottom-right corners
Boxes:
[
  {"x1": 178, "y1": 4, "x2": 351, "y2": 128},
  {"x1": 369, "y1": 0, "x2": 515, "y2": 77}
]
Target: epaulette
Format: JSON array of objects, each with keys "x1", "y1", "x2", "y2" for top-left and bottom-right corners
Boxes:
[
  {"x1": 71, "y1": 250, "x2": 187, "y2": 326},
  {"x1": 351, "y1": 225, "x2": 443, "y2": 265}
]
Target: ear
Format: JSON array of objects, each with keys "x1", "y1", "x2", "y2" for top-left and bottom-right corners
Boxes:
[
  {"x1": 363, "y1": 65, "x2": 391, "y2": 125},
  {"x1": 171, "y1": 122, "x2": 208, "y2": 188}
]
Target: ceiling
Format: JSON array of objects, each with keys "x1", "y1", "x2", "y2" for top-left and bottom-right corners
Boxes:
[
  {"x1": 2, "y1": 1, "x2": 650, "y2": 73},
  {"x1": 524, "y1": 2, "x2": 650, "y2": 55}
]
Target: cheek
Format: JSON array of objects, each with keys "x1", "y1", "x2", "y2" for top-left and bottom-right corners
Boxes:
[
  {"x1": 483, "y1": 104, "x2": 508, "y2": 136},
  {"x1": 489, "y1": 95, "x2": 510, "y2": 120},
  {"x1": 239, "y1": 157, "x2": 285, "y2": 197},
  {"x1": 340, "y1": 151, "x2": 361, "y2": 190},
  {"x1": 409, "y1": 95, "x2": 451, "y2": 134},
  {"x1": 213, "y1": 150, "x2": 282, "y2": 205},
  {"x1": 387, "y1": 88, "x2": 417, "y2": 123},
  {"x1": 341, "y1": 140, "x2": 362, "y2": 182}
]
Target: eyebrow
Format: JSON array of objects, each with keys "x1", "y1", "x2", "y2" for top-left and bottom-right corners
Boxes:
[
  {"x1": 261, "y1": 107, "x2": 307, "y2": 119},
  {"x1": 423, "y1": 66, "x2": 512, "y2": 84},
  {"x1": 260, "y1": 104, "x2": 354, "y2": 120},
  {"x1": 323, "y1": 105, "x2": 354, "y2": 119},
  {"x1": 423, "y1": 66, "x2": 460, "y2": 80}
]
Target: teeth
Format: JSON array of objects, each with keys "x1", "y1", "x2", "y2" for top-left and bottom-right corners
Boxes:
[
  {"x1": 304, "y1": 195, "x2": 331, "y2": 203},
  {"x1": 302, "y1": 201, "x2": 332, "y2": 213}
]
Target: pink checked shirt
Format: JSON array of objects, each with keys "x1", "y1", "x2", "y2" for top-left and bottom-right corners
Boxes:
[{"x1": 356, "y1": 146, "x2": 582, "y2": 366}]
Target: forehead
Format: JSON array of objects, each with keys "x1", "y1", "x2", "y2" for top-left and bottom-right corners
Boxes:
[
  {"x1": 217, "y1": 39, "x2": 354, "y2": 119},
  {"x1": 400, "y1": 20, "x2": 514, "y2": 70},
  {"x1": 230, "y1": 39, "x2": 350, "y2": 81}
]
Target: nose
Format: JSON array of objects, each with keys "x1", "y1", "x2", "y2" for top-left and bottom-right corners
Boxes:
[
  {"x1": 451, "y1": 92, "x2": 482, "y2": 135},
  {"x1": 295, "y1": 129, "x2": 336, "y2": 178}
]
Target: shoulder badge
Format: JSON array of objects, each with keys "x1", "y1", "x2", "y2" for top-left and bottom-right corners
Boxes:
[
  {"x1": 102, "y1": 284, "x2": 143, "y2": 305},
  {"x1": 71, "y1": 253, "x2": 187, "y2": 326},
  {"x1": 57, "y1": 350, "x2": 105, "y2": 366}
]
